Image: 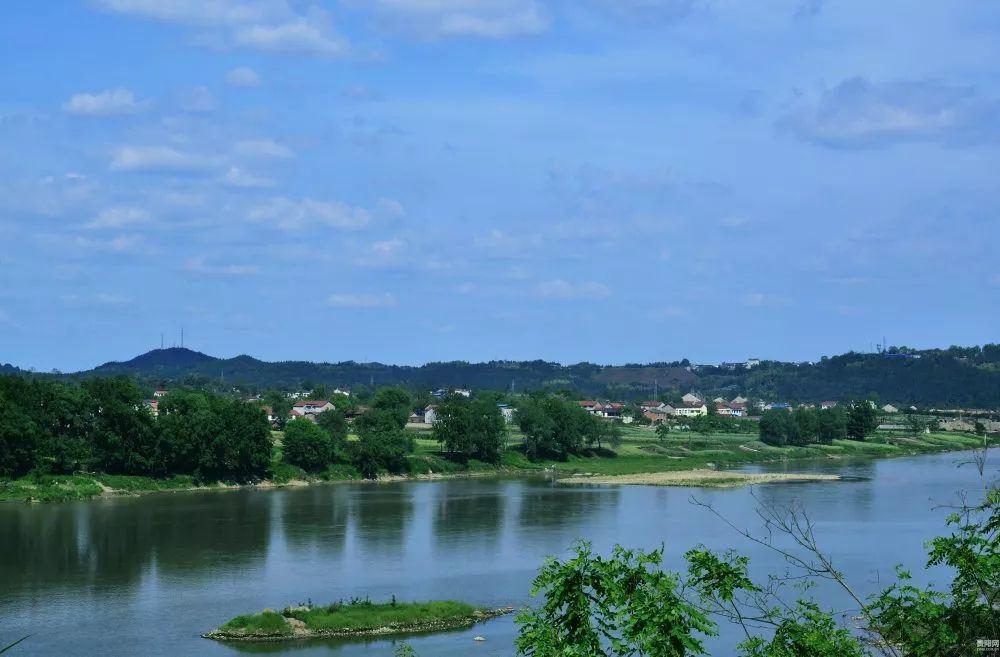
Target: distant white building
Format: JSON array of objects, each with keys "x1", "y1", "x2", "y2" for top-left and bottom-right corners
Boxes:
[
  {"x1": 498, "y1": 404, "x2": 516, "y2": 423},
  {"x1": 292, "y1": 400, "x2": 335, "y2": 416},
  {"x1": 674, "y1": 402, "x2": 708, "y2": 418},
  {"x1": 745, "y1": 358, "x2": 761, "y2": 369},
  {"x1": 424, "y1": 405, "x2": 438, "y2": 425},
  {"x1": 882, "y1": 404, "x2": 899, "y2": 414},
  {"x1": 332, "y1": 388, "x2": 351, "y2": 397}
]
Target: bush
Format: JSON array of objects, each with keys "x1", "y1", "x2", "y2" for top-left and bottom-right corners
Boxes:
[{"x1": 282, "y1": 418, "x2": 334, "y2": 472}]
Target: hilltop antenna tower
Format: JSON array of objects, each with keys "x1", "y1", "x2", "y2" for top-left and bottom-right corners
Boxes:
[{"x1": 181, "y1": 328, "x2": 185, "y2": 349}]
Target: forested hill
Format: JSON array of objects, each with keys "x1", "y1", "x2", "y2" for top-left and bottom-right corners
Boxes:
[{"x1": 50, "y1": 344, "x2": 1000, "y2": 408}]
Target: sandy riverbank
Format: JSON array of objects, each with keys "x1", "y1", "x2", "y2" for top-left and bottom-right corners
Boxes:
[{"x1": 557, "y1": 469, "x2": 841, "y2": 488}]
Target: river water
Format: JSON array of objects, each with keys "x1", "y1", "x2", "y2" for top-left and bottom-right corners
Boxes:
[{"x1": 1, "y1": 449, "x2": 996, "y2": 656}]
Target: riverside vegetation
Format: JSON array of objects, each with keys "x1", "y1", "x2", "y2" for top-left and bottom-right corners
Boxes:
[
  {"x1": 207, "y1": 598, "x2": 515, "y2": 642},
  {"x1": 0, "y1": 375, "x2": 994, "y2": 502}
]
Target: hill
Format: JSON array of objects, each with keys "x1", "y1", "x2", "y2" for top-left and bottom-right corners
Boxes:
[{"x1": 55, "y1": 344, "x2": 1000, "y2": 408}]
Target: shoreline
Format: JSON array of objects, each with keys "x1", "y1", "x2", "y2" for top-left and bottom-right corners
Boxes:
[
  {"x1": 2, "y1": 432, "x2": 993, "y2": 503},
  {"x1": 557, "y1": 469, "x2": 842, "y2": 488}
]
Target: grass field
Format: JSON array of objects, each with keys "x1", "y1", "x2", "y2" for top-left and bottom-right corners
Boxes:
[{"x1": 1, "y1": 426, "x2": 992, "y2": 503}]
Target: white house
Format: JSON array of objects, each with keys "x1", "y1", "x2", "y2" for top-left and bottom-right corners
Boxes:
[
  {"x1": 715, "y1": 402, "x2": 745, "y2": 418},
  {"x1": 424, "y1": 405, "x2": 438, "y2": 425},
  {"x1": 674, "y1": 402, "x2": 708, "y2": 418},
  {"x1": 731, "y1": 395, "x2": 748, "y2": 404},
  {"x1": 882, "y1": 404, "x2": 899, "y2": 414},
  {"x1": 153, "y1": 388, "x2": 168, "y2": 398},
  {"x1": 681, "y1": 392, "x2": 702, "y2": 405},
  {"x1": 332, "y1": 387, "x2": 351, "y2": 397}
]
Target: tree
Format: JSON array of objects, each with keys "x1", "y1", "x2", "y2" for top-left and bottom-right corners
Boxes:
[
  {"x1": 283, "y1": 417, "x2": 334, "y2": 472},
  {"x1": 263, "y1": 390, "x2": 292, "y2": 429},
  {"x1": 372, "y1": 387, "x2": 412, "y2": 430},
  {"x1": 315, "y1": 408, "x2": 348, "y2": 454},
  {"x1": 515, "y1": 542, "x2": 714, "y2": 657},
  {"x1": 198, "y1": 400, "x2": 272, "y2": 481},
  {"x1": 82, "y1": 376, "x2": 158, "y2": 475},
  {"x1": 846, "y1": 399, "x2": 879, "y2": 441},
  {"x1": 973, "y1": 420, "x2": 986, "y2": 437},
  {"x1": 351, "y1": 409, "x2": 411, "y2": 478},
  {"x1": 155, "y1": 389, "x2": 220, "y2": 475},
  {"x1": 516, "y1": 397, "x2": 556, "y2": 460},
  {"x1": 0, "y1": 389, "x2": 41, "y2": 477},
  {"x1": 656, "y1": 422, "x2": 672, "y2": 446},
  {"x1": 904, "y1": 413, "x2": 927, "y2": 438},
  {"x1": 759, "y1": 410, "x2": 790, "y2": 446},
  {"x1": 433, "y1": 397, "x2": 507, "y2": 463}
]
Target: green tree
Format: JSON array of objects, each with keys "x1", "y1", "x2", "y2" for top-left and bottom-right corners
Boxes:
[
  {"x1": 0, "y1": 388, "x2": 41, "y2": 477},
  {"x1": 155, "y1": 389, "x2": 220, "y2": 475},
  {"x1": 283, "y1": 417, "x2": 334, "y2": 472},
  {"x1": 315, "y1": 408, "x2": 349, "y2": 454},
  {"x1": 372, "y1": 387, "x2": 412, "y2": 429},
  {"x1": 846, "y1": 399, "x2": 879, "y2": 441},
  {"x1": 351, "y1": 409, "x2": 411, "y2": 478},
  {"x1": 82, "y1": 376, "x2": 158, "y2": 475},
  {"x1": 198, "y1": 400, "x2": 272, "y2": 481},
  {"x1": 263, "y1": 390, "x2": 292, "y2": 429},
  {"x1": 515, "y1": 542, "x2": 714, "y2": 657},
  {"x1": 433, "y1": 397, "x2": 507, "y2": 463}
]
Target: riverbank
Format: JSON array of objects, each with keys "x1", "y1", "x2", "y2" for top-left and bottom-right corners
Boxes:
[
  {"x1": 558, "y1": 469, "x2": 841, "y2": 488},
  {"x1": 205, "y1": 600, "x2": 514, "y2": 643},
  {"x1": 1, "y1": 430, "x2": 992, "y2": 502}
]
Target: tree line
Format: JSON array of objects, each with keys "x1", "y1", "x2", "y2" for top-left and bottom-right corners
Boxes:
[
  {"x1": 758, "y1": 400, "x2": 879, "y2": 446},
  {"x1": 0, "y1": 375, "x2": 271, "y2": 480}
]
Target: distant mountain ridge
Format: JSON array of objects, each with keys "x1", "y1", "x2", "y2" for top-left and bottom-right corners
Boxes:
[{"x1": 56, "y1": 344, "x2": 1000, "y2": 408}]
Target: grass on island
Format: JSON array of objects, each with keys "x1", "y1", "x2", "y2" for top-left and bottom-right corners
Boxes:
[
  {"x1": 1, "y1": 428, "x2": 992, "y2": 503},
  {"x1": 213, "y1": 599, "x2": 484, "y2": 640}
]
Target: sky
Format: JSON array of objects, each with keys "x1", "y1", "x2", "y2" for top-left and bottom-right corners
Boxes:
[{"x1": 1, "y1": 0, "x2": 998, "y2": 372}]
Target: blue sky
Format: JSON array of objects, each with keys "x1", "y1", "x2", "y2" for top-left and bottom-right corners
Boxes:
[{"x1": 1, "y1": 0, "x2": 998, "y2": 372}]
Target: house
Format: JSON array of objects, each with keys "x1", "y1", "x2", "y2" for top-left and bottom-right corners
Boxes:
[
  {"x1": 745, "y1": 358, "x2": 761, "y2": 369},
  {"x1": 731, "y1": 395, "x2": 748, "y2": 404},
  {"x1": 332, "y1": 387, "x2": 351, "y2": 397},
  {"x1": 729, "y1": 402, "x2": 747, "y2": 415},
  {"x1": 153, "y1": 388, "x2": 168, "y2": 398},
  {"x1": 262, "y1": 405, "x2": 278, "y2": 424},
  {"x1": 431, "y1": 388, "x2": 472, "y2": 399},
  {"x1": 603, "y1": 402, "x2": 624, "y2": 418},
  {"x1": 643, "y1": 410, "x2": 670, "y2": 425},
  {"x1": 578, "y1": 401, "x2": 604, "y2": 416},
  {"x1": 640, "y1": 400, "x2": 667, "y2": 412},
  {"x1": 713, "y1": 396, "x2": 726, "y2": 403},
  {"x1": 820, "y1": 401, "x2": 838, "y2": 409},
  {"x1": 882, "y1": 404, "x2": 899, "y2": 414},
  {"x1": 674, "y1": 402, "x2": 708, "y2": 418},
  {"x1": 715, "y1": 402, "x2": 745, "y2": 418},
  {"x1": 408, "y1": 410, "x2": 425, "y2": 425},
  {"x1": 292, "y1": 400, "x2": 335, "y2": 416},
  {"x1": 766, "y1": 402, "x2": 791, "y2": 411},
  {"x1": 144, "y1": 399, "x2": 159, "y2": 416},
  {"x1": 681, "y1": 392, "x2": 702, "y2": 405},
  {"x1": 424, "y1": 405, "x2": 438, "y2": 425},
  {"x1": 498, "y1": 404, "x2": 516, "y2": 424}
]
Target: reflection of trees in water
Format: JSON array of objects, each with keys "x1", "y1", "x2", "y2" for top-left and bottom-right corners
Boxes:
[
  {"x1": 0, "y1": 491, "x2": 272, "y2": 597},
  {"x1": 348, "y1": 484, "x2": 414, "y2": 557},
  {"x1": 517, "y1": 484, "x2": 620, "y2": 534},
  {"x1": 276, "y1": 486, "x2": 349, "y2": 560},
  {"x1": 431, "y1": 481, "x2": 506, "y2": 554}
]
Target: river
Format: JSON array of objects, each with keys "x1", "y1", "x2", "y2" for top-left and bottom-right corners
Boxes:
[{"x1": 1, "y1": 448, "x2": 996, "y2": 656}]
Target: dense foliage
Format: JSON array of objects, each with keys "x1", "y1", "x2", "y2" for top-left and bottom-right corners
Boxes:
[
  {"x1": 0, "y1": 375, "x2": 271, "y2": 481},
  {"x1": 432, "y1": 396, "x2": 507, "y2": 463},
  {"x1": 516, "y1": 395, "x2": 620, "y2": 460},
  {"x1": 282, "y1": 417, "x2": 338, "y2": 473},
  {"x1": 349, "y1": 408, "x2": 412, "y2": 479}
]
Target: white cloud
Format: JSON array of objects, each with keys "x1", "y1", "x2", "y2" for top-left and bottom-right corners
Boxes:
[
  {"x1": 222, "y1": 166, "x2": 274, "y2": 188},
  {"x1": 62, "y1": 88, "x2": 148, "y2": 116},
  {"x1": 234, "y1": 139, "x2": 294, "y2": 159},
  {"x1": 233, "y1": 18, "x2": 347, "y2": 56},
  {"x1": 226, "y1": 66, "x2": 261, "y2": 87},
  {"x1": 53, "y1": 234, "x2": 145, "y2": 253},
  {"x1": 183, "y1": 256, "x2": 259, "y2": 276},
  {"x1": 536, "y1": 278, "x2": 611, "y2": 299},
  {"x1": 248, "y1": 196, "x2": 402, "y2": 230},
  {"x1": 357, "y1": 0, "x2": 548, "y2": 38},
  {"x1": 326, "y1": 292, "x2": 397, "y2": 308},
  {"x1": 87, "y1": 206, "x2": 152, "y2": 229},
  {"x1": 96, "y1": 0, "x2": 348, "y2": 57},
  {"x1": 60, "y1": 293, "x2": 132, "y2": 307},
  {"x1": 110, "y1": 145, "x2": 217, "y2": 172},
  {"x1": 354, "y1": 237, "x2": 406, "y2": 267}
]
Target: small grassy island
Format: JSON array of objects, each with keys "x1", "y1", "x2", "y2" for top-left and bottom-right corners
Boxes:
[{"x1": 205, "y1": 599, "x2": 515, "y2": 642}]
